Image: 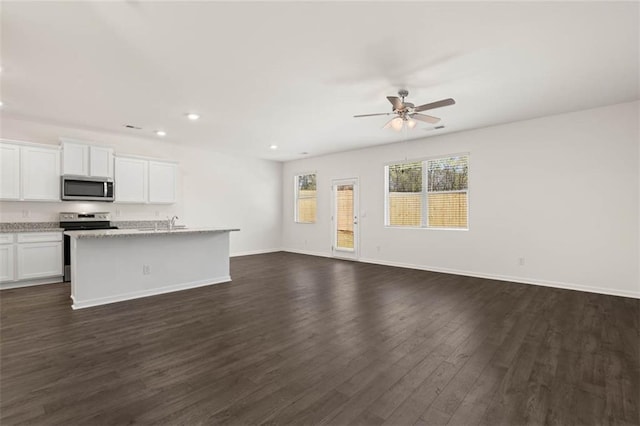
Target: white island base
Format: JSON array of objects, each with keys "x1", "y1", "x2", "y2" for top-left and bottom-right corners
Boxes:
[{"x1": 66, "y1": 228, "x2": 239, "y2": 309}]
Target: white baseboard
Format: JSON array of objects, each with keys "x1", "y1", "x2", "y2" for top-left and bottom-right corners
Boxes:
[
  {"x1": 283, "y1": 248, "x2": 334, "y2": 258},
  {"x1": 72, "y1": 276, "x2": 232, "y2": 309},
  {"x1": 357, "y1": 257, "x2": 640, "y2": 299},
  {"x1": 231, "y1": 248, "x2": 282, "y2": 257},
  {"x1": 0, "y1": 276, "x2": 64, "y2": 290}
]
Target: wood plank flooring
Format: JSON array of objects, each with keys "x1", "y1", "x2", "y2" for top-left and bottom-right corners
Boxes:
[{"x1": 1, "y1": 252, "x2": 638, "y2": 425}]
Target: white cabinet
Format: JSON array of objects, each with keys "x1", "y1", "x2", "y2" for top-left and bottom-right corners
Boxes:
[
  {"x1": 0, "y1": 141, "x2": 60, "y2": 202},
  {"x1": 115, "y1": 156, "x2": 177, "y2": 204},
  {"x1": 62, "y1": 141, "x2": 89, "y2": 176},
  {"x1": 1, "y1": 232, "x2": 62, "y2": 285},
  {"x1": 0, "y1": 235, "x2": 15, "y2": 282},
  {"x1": 89, "y1": 146, "x2": 114, "y2": 178},
  {"x1": 61, "y1": 140, "x2": 113, "y2": 178},
  {"x1": 0, "y1": 144, "x2": 21, "y2": 200},
  {"x1": 21, "y1": 146, "x2": 61, "y2": 201},
  {"x1": 17, "y1": 242, "x2": 63, "y2": 280},
  {"x1": 115, "y1": 156, "x2": 148, "y2": 203},
  {"x1": 149, "y1": 161, "x2": 177, "y2": 204}
]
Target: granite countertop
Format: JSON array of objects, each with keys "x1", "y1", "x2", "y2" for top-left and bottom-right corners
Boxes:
[
  {"x1": 0, "y1": 222, "x2": 64, "y2": 233},
  {"x1": 64, "y1": 227, "x2": 240, "y2": 239}
]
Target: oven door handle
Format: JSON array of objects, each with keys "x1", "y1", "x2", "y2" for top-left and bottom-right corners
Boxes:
[{"x1": 104, "y1": 182, "x2": 107, "y2": 197}]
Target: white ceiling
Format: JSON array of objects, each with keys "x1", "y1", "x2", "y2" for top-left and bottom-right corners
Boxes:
[{"x1": 1, "y1": 2, "x2": 638, "y2": 161}]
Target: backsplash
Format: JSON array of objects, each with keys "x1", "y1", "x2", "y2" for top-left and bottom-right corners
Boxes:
[
  {"x1": 0, "y1": 220, "x2": 181, "y2": 232},
  {"x1": 0, "y1": 200, "x2": 181, "y2": 223},
  {"x1": 0, "y1": 222, "x2": 61, "y2": 232}
]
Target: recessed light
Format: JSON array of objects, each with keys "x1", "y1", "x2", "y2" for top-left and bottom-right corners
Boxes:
[
  {"x1": 269, "y1": 144, "x2": 278, "y2": 150},
  {"x1": 186, "y1": 113, "x2": 200, "y2": 121},
  {"x1": 0, "y1": 101, "x2": 3, "y2": 107},
  {"x1": 156, "y1": 130, "x2": 166, "y2": 137}
]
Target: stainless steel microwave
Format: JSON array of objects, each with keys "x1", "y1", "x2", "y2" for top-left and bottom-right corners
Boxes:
[{"x1": 61, "y1": 175, "x2": 114, "y2": 202}]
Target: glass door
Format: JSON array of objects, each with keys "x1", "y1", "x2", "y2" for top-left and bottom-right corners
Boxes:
[{"x1": 332, "y1": 178, "x2": 359, "y2": 259}]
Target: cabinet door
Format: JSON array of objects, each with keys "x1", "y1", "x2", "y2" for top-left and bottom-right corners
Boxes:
[
  {"x1": 0, "y1": 244, "x2": 15, "y2": 283},
  {"x1": 62, "y1": 142, "x2": 89, "y2": 176},
  {"x1": 115, "y1": 157, "x2": 148, "y2": 203},
  {"x1": 0, "y1": 143, "x2": 21, "y2": 200},
  {"x1": 17, "y1": 242, "x2": 63, "y2": 280},
  {"x1": 89, "y1": 146, "x2": 114, "y2": 178},
  {"x1": 21, "y1": 146, "x2": 61, "y2": 201},
  {"x1": 148, "y1": 161, "x2": 177, "y2": 204}
]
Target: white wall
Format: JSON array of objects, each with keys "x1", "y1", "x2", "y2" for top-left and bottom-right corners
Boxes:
[
  {"x1": 0, "y1": 116, "x2": 283, "y2": 255},
  {"x1": 282, "y1": 101, "x2": 640, "y2": 298}
]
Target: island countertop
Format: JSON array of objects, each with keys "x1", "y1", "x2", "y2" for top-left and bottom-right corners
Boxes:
[{"x1": 65, "y1": 227, "x2": 240, "y2": 239}]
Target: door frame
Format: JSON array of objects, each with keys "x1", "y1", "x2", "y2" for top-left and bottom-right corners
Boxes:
[{"x1": 331, "y1": 177, "x2": 359, "y2": 260}]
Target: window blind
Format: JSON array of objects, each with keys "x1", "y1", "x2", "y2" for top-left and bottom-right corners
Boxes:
[
  {"x1": 385, "y1": 155, "x2": 469, "y2": 229},
  {"x1": 387, "y1": 162, "x2": 423, "y2": 226},
  {"x1": 427, "y1": 156, "x2": 468, "y2": 228},
  {"x1": 295, "y1": 173, "x2": 317, "y2": 223}
]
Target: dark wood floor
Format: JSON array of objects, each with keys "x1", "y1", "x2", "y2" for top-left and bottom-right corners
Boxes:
[{"x1": 1, "y1": 252, "x2": 638, "y2": 425}]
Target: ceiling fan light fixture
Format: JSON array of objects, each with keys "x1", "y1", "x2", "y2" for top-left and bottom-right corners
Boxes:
[
  {"x1": 407, "y1": 118, "x2": 417, "y2": 129},
  {"x1": 391, "y1": 117, "x2": 404, "y2": 131}
]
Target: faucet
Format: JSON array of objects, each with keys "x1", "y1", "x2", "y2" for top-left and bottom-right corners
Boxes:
[{"x1": 167, "y1": 215, "x2": 179, "y2": 230}]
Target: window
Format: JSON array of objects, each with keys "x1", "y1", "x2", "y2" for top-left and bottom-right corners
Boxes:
[
  {"x1": 385, "y1": 155, "x2": 468, "y2": 229},
  {"x1": 295, "y1": 173, "x2": 317, "y2": 223}
]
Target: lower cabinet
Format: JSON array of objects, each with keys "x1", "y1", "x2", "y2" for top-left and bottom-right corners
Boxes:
[
  {"x1": 0, "y1": 232, "x2": 63, "y2": 286},
  {"x1": 0, "y1": 244, "x2": 15, "y2": 282}
]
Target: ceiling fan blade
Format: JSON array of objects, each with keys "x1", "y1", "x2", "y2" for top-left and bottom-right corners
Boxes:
[
  {"x1": 354, "y1": 112, "x2": 392, "y2": 118},
  {"x1": 387, "y1": 96, "x2": 404, "y2": 111},
  {"x1": 414, "y1": 98, "x2": 456, "y2": 112},
  {"x1": 411, "y1": 113, "x2": 441, "y2": 124},
  {"x1": 382, "y1": 118, "x2": 395, "y2": 129}
]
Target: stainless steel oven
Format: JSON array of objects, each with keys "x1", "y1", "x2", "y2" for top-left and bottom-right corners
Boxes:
[
  {"x1": 61, "y1": 175, "x2": 114, "y2": 202},
  {"x1": 60, "y1": 212, "x2": 118, "y2": 282}
]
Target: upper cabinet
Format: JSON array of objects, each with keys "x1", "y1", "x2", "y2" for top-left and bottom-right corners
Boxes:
[
  {"x1": 0, "y1": 141, "x2": 60, "y2": 202},
  {"x1": 114, "y1": 156, "x2": 148, "y2": 203},
  {"x1": 0, "y1": 144, "x2": 21, "y2": 200},
  {"x1": 1, "y1": 138, "x2": 177, "y2": 204},
  {"x1": 21, "y1": 146, "x2": 61, "y2": 201},
  {"x1": 89, "y1": 146, "x2": 114, "y2": 178},
  {"x1": 61, "y1": 140, "x2": 113, "y2": 178},
  {"x1": 115, "y1": 156, "x2": 177, "y2": 204},
  {"x1": 148, "y1": 161, "x2": 177, "y2": 204},
  {"x1": 61, "y1": 142, "x2": 89, "y2": 176}
]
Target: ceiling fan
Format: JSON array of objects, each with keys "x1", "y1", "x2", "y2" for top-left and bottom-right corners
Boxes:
[{"x1": 354, "y1": 90, "x2": 455, "y2": 131}]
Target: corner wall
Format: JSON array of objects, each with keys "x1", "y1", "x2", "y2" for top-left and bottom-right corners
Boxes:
[
  {"x1": 0, "y1": 116, "x2": 283, "y2": 255},
  {"x1": 282, "y1": 101, "x2": 640, "y2": 298}
]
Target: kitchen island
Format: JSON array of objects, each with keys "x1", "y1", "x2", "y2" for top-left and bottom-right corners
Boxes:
[{"x1": 64, "y1": 227, "x2": 239, "y2": 309}]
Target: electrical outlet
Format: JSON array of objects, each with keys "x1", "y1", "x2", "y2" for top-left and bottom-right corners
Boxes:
[
  {"x1": 518, "y1": 257, "x2": 525, "y2": 266},
  {"x1": 143, "y1": 265, "x2": 151, "y2": 275},
  {"x1": 155, "y1": 211, "x2": 160, "y2": 217},
  {"x1": 116, "y1": 209, "x2": 121, "y2": 217},
  {"x1": 22, "y1": 209, "x2": 29, "y2": 218},
  {"x1": 376, "y1": 245, "x2": 381, "y2": 253}
]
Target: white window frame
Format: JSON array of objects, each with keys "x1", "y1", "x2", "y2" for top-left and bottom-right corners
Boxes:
[
  {"x1": 384, "y1": 153, "x2": 470, "y2": 230},
  {"x1": 294, "y1": 172, "x2": 317, "y2": 224}
]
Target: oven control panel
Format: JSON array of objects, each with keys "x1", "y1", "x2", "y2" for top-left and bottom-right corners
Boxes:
[{"x1": 59, "y1": 212, "x2": 111, "y2": 222}]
